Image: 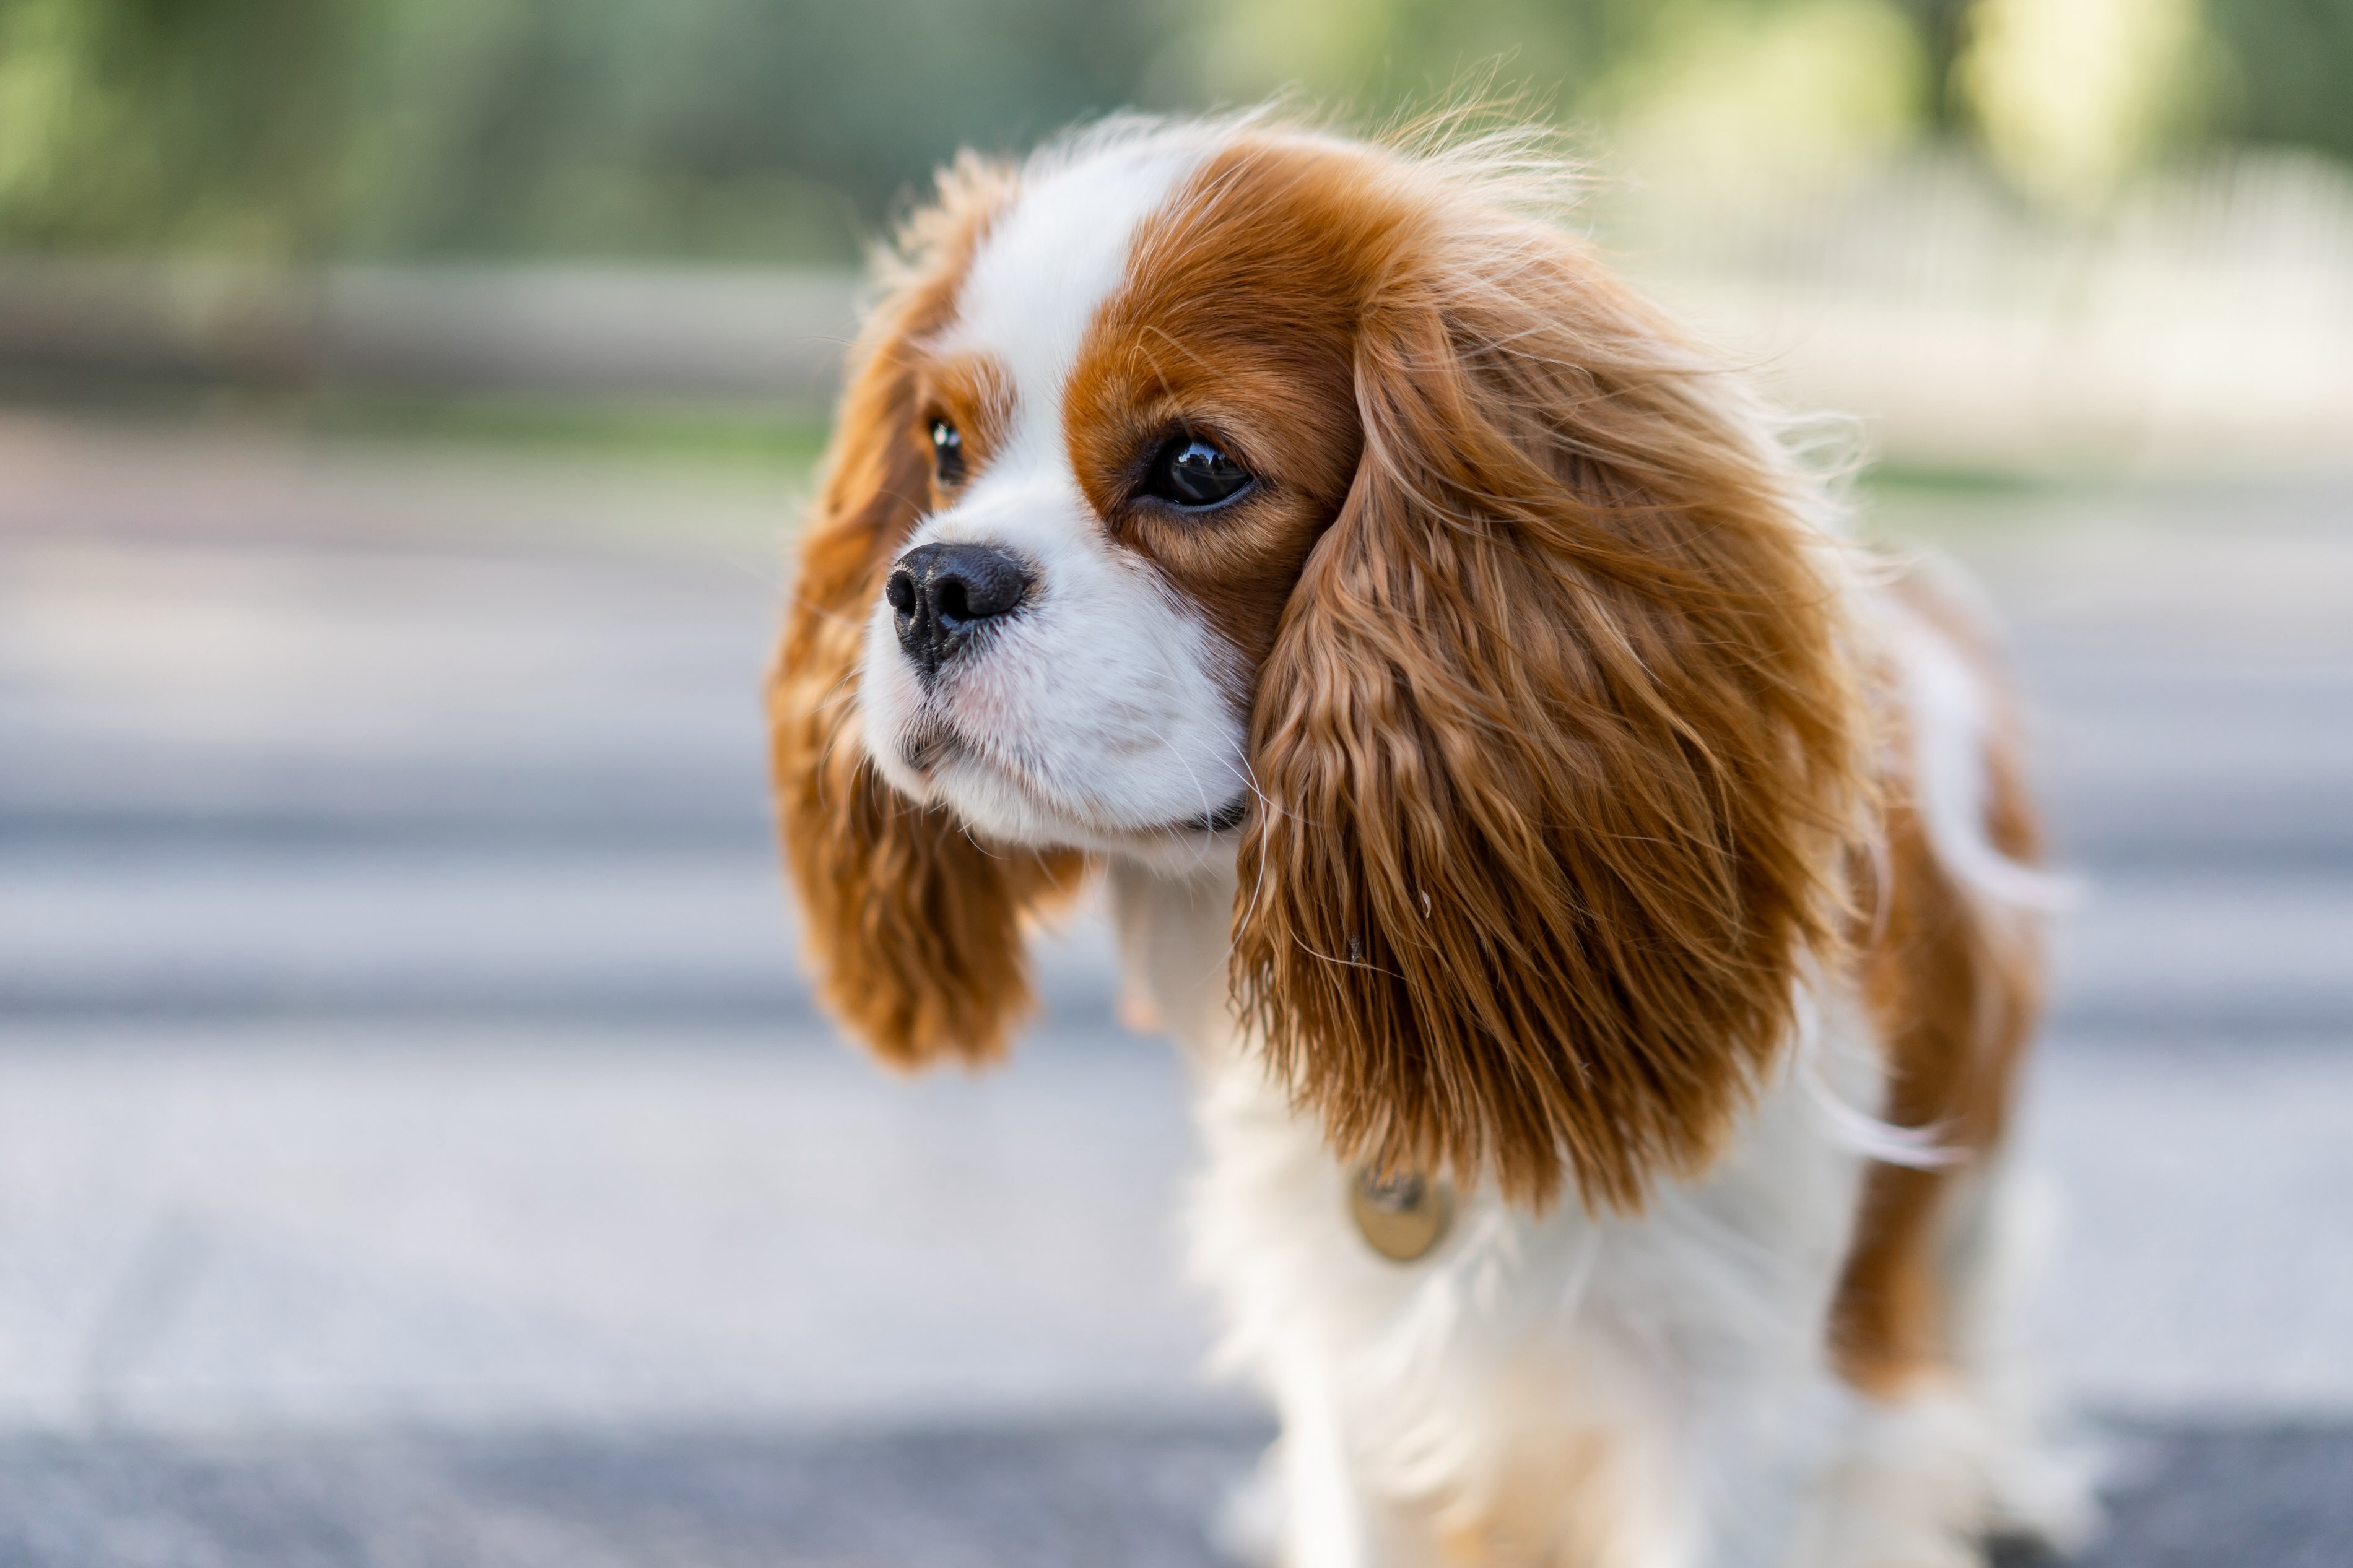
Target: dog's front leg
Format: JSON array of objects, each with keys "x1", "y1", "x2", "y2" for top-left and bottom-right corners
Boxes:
[{"x1": 1272, "y1": 1369, "x2": 1409, "y2": 1568}]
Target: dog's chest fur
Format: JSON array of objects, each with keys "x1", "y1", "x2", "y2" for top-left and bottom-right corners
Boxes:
[{"x1": 1110, "y1": 860, "x2": 1887, "y2": 1564}]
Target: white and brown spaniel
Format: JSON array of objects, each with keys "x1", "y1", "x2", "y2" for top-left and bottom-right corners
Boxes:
[{"x1": 767, "y1": 115, "x2": 2090, "y2": 1568}]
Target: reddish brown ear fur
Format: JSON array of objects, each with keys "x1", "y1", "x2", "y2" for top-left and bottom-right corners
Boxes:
[
  {"x1": 768, "y1": 155, "x2": 1087, "y2": 1069},
  {"x1": 1233, "y1": 204, "x2": 1867, "y2": 1210}
]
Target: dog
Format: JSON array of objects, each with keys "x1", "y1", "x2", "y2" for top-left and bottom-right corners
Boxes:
[{"x1": 767, "y1": 115, "x2": 2091, "y2": 1568}]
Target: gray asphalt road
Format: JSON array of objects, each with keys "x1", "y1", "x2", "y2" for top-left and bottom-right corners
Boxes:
[
  {"x1": 2, "y1": 1419, "x2": 2349, "y2": 1568},
  {"x1": 1, "y1": 414, "x2": 2349, "y2": 1562}
]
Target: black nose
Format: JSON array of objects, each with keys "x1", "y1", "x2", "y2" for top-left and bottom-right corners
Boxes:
[{"x1": 886, "y1": 541, "x2": 1032, "y2": 678}]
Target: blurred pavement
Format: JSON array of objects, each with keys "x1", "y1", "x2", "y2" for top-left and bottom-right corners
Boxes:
[{"x1": 1, "y1": 413, "x2": 2349, "y2": 1561}]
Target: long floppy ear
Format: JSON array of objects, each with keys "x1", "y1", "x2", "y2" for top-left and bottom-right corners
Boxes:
[
  {"x1": 768, "y1": 155, "x2": 1087, "y2": 1069},
  {"x1": 1234, "y1": 244, "x2": 1867, "y2": 1210}
]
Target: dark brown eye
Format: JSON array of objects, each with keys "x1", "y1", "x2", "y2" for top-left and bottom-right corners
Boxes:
[
  {"x1": 929, "y1": 419, "x2": 965, "y2": 486},
  {"x1": 1145, "y1": 436, "x2": 1253, "y2": 510}
]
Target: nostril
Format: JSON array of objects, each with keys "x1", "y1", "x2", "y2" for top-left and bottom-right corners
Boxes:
[
  {"x1": 885, "y1": 570, "x2": 916, "y2": 615},
  {"x1": 935, "y1": 578, "x2": 972, "y2": 623}
]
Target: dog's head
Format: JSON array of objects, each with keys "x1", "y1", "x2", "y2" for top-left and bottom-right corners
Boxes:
[{"x1": 770, "y1": 119, "x2": 1866, "y2": 1208}]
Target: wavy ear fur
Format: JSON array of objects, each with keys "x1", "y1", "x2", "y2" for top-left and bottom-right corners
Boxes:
[
  {"x1": 768, "y1": 155, "x2": 1087, "y2": 1068},
  {"x1": 1234, "y1": 220, "x2": 1866, "y2": 1210}
]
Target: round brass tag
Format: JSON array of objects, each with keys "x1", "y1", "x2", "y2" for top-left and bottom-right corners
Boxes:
[{"x1": 1348, "y1": 1164, "x2": 1455, "y2": 1263}]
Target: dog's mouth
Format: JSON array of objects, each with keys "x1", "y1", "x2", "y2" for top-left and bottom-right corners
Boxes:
[
  {"x1": 1101, "y1": 792, "x2": 1250, "y2": 839},
  {"x1": 898, "y1": 716, "x2": 1247, "y2": 842},
  {"x1": 900, "y1": 719, "x2": 964, "y2": 776},
  {"x1": 1183, "y1": 795, "x2": 1251, "y2": 834}
]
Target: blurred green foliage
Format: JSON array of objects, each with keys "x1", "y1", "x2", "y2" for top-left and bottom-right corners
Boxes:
[
  {"x1": 0, "y1": 0, "x2": 1185, "y2": 259},
  {"x1": 0, "y1": 0, "x2": 2346, "y2": 261},
  {"x1": 2206, "y1": 0, "x2": 2353, "y2": 155},
  {"x1": 0, "y1": 0, "x2": 359, "y2": 254},
  {"x1": 1888, "y1": 0, "x2": 1973, "y2": 128}
]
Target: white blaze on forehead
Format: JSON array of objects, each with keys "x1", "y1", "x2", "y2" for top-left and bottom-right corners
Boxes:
[
  {"x1": 862, "y1": 126, "x2": 1249, "y2": 859},
  {"x1": 948, "y1": 131, "x2": 1209, "y2": 457}
]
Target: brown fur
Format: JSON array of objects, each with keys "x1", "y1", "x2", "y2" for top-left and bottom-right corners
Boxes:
[
  {"x1": 1063, "y1": 143, "x2": 1376, "y2": 685},
  {"x1": 765, "y1": 123, "x2": 2064, "y2": 1432},
  {"x1": 769, "y1": 122, "x2": 2043, "y2": 1312},
  {"x1": 1100, "y1": 138, "x2": 1872, "y2": 1211},
  {"x1": 767, "y1": 152, "x2": 1088, "y2": 1068},
  {"x1": 1832, "y1": 576, "x2": 2048, "y2": 1395}
]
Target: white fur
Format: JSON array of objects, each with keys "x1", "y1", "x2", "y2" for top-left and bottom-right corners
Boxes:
[
  {"x1": 858, "y1": 126, "x2": 1253, "y2": 868},
  {"x1": 951, "y1": 125, "x2": 1211, "y2": 470},
  {"x1": 1115, "y1": 853, "x2": 2080, "y2": 1568},
  {"x1": 848, "y1": 123, "x2": 2089, "y2": 1567},
  {"x1": 1877, "y1": 591, "x2": 2074, "y2": 916}
]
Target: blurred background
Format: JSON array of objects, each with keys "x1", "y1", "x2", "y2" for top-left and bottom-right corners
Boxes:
[{"x1": 0, "y1": 1, "x2": 2349, "y2": 1562}]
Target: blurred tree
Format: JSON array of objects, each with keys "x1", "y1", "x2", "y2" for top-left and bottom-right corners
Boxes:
[
  {"x1": 1889, "y1": 0, "x2": 1972, "y2": 128},
  {"x1": 1189, "y1": 0, "x2": 1929, "y2": 186},
  {"x1": 0, "y1": 0, "x2": 1181, "y2": 260},
  {"x1": 1, "y1": 0, "x2": 2349, "y2": 261},
  {"x1": 1958, "y1": 0, "x2": 2207, "y2": 201},
  {"x1": 0, "y1": 0, "x2": 359, "y2": 254},
  {"x1": 2206, "y1": 0, "x2": 2353, "y2": 160},
  {"x1": 1594, "y1": 0, "x2": 1927, "y2": 178},
  {"x1": 346, "y1": 0, "x2": 1185, "y2": 261},
  {"x1": 1177, "y1": 0, "x2": 1654, "y2": 121}
]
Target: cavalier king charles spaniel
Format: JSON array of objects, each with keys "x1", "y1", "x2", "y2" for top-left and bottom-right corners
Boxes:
[{"x1": 768, "y1": 116, "x2": 2092, "y2": 1568}]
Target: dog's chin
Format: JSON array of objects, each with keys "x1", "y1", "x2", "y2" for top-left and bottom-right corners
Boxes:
[{"x1": 867, "y1": 717, "x2": 1244, "y2": 868}]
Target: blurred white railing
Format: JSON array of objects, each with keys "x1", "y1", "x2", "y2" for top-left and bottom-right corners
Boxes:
[
  {"x1": 0, "y1": 261, "x2": 859, "y2": 406},
  {"x1": 3, "y1": 148, "x2": 2350, "y2": 471},
  {"x1": 1610, "y1": 149, "x2": 2353, "y2": 472}
]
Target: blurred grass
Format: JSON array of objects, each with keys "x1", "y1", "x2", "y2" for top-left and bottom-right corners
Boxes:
[{"x1": 1858, "y1": 462, "x2": 2053, "y2": 498}]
